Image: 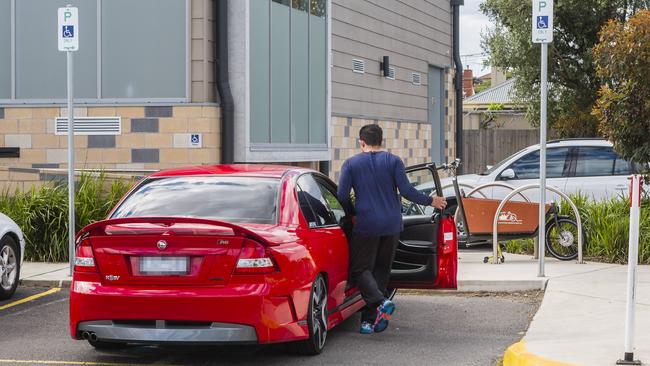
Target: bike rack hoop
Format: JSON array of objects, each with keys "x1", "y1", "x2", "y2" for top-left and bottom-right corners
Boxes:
[{"x1": 491, "y1": 184, "x2": 584, "y2": 265}]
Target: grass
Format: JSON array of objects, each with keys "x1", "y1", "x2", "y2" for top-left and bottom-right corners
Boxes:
[
  {"x1": 504, "y1": 192, "x2": 650, "y2": 264},
  {"x1": 0, "y1": 172, "x2": 133, "y2": 262}
]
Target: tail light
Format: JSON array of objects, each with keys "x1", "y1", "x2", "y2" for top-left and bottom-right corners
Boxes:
[
  {"x1": 235, "y1": 239, "x2": 277, "y2": 274},
  {"x1": 440, "y1": 216, "x2": 457, "y2": 254},
  {"x1": 74, "y1": 236, "x2": 97, "y2": 273}
]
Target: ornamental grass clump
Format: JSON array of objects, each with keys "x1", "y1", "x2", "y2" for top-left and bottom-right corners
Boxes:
[
  {"x1": 505, "y1": 192, "x2": 650, "y2": 264},
  {"x1": 0, "y1": 172, "x2": 133, "y2": 262}
]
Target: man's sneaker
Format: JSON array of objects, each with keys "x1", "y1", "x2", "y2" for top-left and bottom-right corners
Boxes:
[
  {"x1": 359, "y1": 321, "x2": 374, "y2": 334},
  {"x1": 373, "y1": 299, "x2": 396, "y2": 333}
]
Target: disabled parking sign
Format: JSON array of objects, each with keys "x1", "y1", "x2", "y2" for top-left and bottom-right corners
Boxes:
[
  {"x1": 532, "y1": 0, "x2": 553, "y2": 43},
  {"x1": 58, "y1": 7, "x2": 79, "y2": 51}
]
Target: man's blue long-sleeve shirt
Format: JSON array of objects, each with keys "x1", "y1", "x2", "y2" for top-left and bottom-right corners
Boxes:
[{"x1": 337, "y1": 151, "x2": 433, "y2": 237}]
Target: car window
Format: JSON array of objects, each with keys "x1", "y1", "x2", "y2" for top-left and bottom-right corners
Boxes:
[
  {"x1": 314, "y1": 178, "x2": 346, "y2": 223},
  {"x1": 296, "y1": 174, "x2": 337, "y2": 227},
  {"x1": 111, "y1": 176, "x2": 279, "y2": 224},
  {"x1": 403, "y1": 168, "x2": 434, "y2": 216},
  {"x1": 503, "y1": 147, "x2": 570, "y2": 180},
  {"x1": 575, "y1": 147, "x2": 616, "y2": 177}
]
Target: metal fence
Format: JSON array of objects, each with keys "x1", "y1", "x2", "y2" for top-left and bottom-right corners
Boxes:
[{"x1": 462, "y1": 129, "x2": 541, "y2": 174}]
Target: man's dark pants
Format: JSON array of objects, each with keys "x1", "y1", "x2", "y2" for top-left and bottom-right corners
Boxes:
[{"x1": 349, "y1": 234, "x2": 399, "y2": 323}]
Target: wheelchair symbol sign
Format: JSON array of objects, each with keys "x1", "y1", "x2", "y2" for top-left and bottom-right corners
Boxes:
[
  {"x1": 62, "y1": 25, "x2": 74, "y2": 38},
  {"x1": 189, "y1": 134, "x2": 202, "y2": 147},
  {"x1": 536, "y1": 16, "x2": 549, "y2": 29}
]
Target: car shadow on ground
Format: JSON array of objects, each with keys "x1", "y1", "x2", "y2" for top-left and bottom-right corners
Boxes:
[{"x1": 88, "y1": 312, "x2": 362, "y2": 365}]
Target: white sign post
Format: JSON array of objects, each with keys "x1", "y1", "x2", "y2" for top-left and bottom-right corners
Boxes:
[
  {"x1": 617, "y1": 175, "x2": 642, "y2": 365},
  {"x1": 532, "y1": 0, "x2": 553, "y2": 277},
  {"x1": 58, "y1": 5, "x2": 79, "y2": 276}
]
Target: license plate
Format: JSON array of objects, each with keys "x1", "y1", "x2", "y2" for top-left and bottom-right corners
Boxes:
[{"x1": 139, "y1": 256, "x2": 189, "y2": 275}]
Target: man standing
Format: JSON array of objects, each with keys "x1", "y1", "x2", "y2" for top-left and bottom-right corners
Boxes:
[{"x1": 337, "y1": 124, "x2": 447, "y2": 334}]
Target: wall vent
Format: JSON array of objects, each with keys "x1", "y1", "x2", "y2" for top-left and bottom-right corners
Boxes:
[
  {"x1": 411, "y1": 72, "x2": 421, "y2": 85},
  {"x1": 352, "y1": 59, "x2": 365, "y2": 74},
  {"x1": 386, "y1": 67, "x2": 396, "y2": 80},
  {"x1": 55, "y1": 116, "x2": 122, "y2": 135}
]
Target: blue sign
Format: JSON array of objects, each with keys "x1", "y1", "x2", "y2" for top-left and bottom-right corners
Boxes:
[
  {"x1": 536, "y1": 16, "x2": 549, "y2": 29},
  {"x1": 190, "y1": 134, "x2": 200, "y2": 144},
  {"x1": 62, "y1": 25, "x2": 74, "y2": 38}
]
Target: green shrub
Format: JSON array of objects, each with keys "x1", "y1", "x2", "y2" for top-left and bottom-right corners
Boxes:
[
  {"x1": 0, "y1": 172, "x2": 133, "y2": 262},
  {"x1": 505, "y1": 193, "x2": 650, "y2": 264}
]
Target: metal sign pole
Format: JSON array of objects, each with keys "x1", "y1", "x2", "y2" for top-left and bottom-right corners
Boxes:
[
  {"x1": 538, "y1": 42, "x2": 548, "y2": 277},
  {"x1": 67, "y1": 50, "x2": 75, "y2": 276},
  {"x1": 617, "y1": 175, "x2": 642, "y2": 365}
]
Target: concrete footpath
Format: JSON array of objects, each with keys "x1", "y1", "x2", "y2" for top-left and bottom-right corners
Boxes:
[{"x1": 18, "y1": 251, "x2": 650, "y2": 365}]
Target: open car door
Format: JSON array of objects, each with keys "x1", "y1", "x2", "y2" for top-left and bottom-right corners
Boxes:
[{"x1": 388, "y1": 163, "x2": 458, "y2": 290}]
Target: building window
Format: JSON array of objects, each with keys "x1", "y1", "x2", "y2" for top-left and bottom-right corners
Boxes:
[
  {"x1": 2, "y1": 0, "x2": 188, "y2": 103},
  {"x1": 310, "y1": 0, "x2": 326, "y2": 18},
  {"x1": 16, "y1": 0, "x2": 98, "y2": 99},
  {"x1": 250, "y1": 0, "x2": 328, "y2": 146},
  {"x1": 0, "y1": 0, "x2": 11, "y2": 99},
  {"x1": 102, "y1": 0, "x2": 186, "y2": 99},
  {"x1": 292, "y1": 0, "x2": 308, "y2": 11}
]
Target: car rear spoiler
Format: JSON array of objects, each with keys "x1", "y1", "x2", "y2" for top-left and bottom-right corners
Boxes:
[{"x1": 76, "y1": 217, "x2": 269, "y2": 244}]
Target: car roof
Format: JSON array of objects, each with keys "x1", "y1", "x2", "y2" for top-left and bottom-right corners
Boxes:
[
  {"x1": 149, "y1": 164, "x2": 311, "y2": 179},
  {"x1": 523, "y1": 138, "x2": 612, "y2": 151}
]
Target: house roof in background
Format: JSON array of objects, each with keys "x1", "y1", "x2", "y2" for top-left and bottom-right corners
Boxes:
[{"x1": 464, "y1": 78, "x2": 518, "y2": 108}]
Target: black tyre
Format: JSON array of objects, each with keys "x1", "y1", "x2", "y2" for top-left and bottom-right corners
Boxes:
[
  {"x1": 288, "y1": 274, "x2": 328, "y2": 355},
  {"x1": 0, "y1": 235, "x2": 20, "y2": 300},
  {"x1": 545, "y1": 217, "x2": 582, "y2": 261}
]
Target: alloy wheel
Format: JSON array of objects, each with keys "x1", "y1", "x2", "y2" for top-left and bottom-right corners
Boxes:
[
  {"x1": 311, "y1": 276, "x2": 328, "y2": 350},
  {"x1": 0, "y1": 244, "x2": 17, "y2": 291}
]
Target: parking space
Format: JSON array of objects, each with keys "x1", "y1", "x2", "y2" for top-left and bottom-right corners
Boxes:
[{"x1": 0, "y1": 287, "x2": 540, "y2": 366}]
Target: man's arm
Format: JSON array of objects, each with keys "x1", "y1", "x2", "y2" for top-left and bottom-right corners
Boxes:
[
  {"x1": 337, "y1": 160, "x2": 355, "y2": 215},
  {"x1": 393, "y1": 158, "x2": 434, "y2": 206}
]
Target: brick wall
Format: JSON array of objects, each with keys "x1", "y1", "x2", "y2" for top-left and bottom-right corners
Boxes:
[
  {"x1": 0, "y1": 105, "x2": 220, "y2": 172},
  {"x1": 330, "y1": 117, "x2": 433, "y2": 182}
]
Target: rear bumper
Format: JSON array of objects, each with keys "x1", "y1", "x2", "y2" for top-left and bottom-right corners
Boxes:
[
  {"x1": 78, "y1": 320, "x2": 257, "y2": 344},
  {"x1": 70, "y1": 280, "x2": 310, "y2": 344}
]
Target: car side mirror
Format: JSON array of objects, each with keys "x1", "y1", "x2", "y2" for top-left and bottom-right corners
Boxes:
[{"x1": 500, "y1": 168, "x2": 516, "y2": 180}]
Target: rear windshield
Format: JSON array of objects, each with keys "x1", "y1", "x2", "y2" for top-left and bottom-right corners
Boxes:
[{"x1": 111, "y1": 176, "x2": 280, "y2": 224}]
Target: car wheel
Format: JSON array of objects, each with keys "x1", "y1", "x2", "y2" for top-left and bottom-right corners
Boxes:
[
  {"x1": 0, "y1": 235, "x2": 20, "y2": 300},
  {"x1": 288, "y1": 274, "x2": 328, "y2": 355}
]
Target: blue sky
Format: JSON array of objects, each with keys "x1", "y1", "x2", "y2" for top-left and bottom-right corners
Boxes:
[{"x1": 460, "y1": 0, "x2": 491, "y2": 75}]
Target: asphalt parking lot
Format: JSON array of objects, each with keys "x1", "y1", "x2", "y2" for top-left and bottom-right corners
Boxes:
[{"x1": 0, "y1": 284, "x2": 541, "y2": 366}]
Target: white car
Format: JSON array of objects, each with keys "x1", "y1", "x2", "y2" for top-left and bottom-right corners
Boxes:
[
  {"x1": 0, "y1": 213, "x2": 24, "y2": 300},
  {"x1": 442, "y1": 139, "x2": 644, "y2": 202}
]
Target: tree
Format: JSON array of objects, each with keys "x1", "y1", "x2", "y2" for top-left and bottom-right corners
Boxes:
[
  {"x1": 593, "y1": 9, "x2": 650, "y2": 168},
  {"x1": 480, "y1": 0, "x2": 648, "y2": 137}
]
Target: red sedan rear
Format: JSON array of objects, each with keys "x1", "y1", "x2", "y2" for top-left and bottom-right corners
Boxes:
[{"x1": 70, "y1": 164, "x2": 457, "y2": 355}]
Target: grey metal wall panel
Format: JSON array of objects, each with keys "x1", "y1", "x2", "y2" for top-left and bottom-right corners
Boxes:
[
  {"x1": 331, "y1": 0, "x2": 452, "y2": 123},
  {"x1": 291, "y1": 8, "x2": 309, "y2": 143},
  {"x1": 0, "y1": 0, "x2": 10, "y2": 99},
  {"x1": 270, "y1": 1, "x2": 291, "y2": 143},
  {"x1": 309, "y1": 15, "x2": 327, "y2": 144},
  {"x1": 250, "y1": 0, "x2": 271, "y2": 143}
]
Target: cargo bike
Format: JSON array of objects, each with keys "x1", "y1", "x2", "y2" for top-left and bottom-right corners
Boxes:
[{"x1": 442, "y1": 160, "x2": 583, "y2": 262}]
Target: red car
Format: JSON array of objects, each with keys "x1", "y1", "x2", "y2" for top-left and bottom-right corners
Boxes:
[{"x1": 70, "y1": 164, "x2": 457, "y2": 355}]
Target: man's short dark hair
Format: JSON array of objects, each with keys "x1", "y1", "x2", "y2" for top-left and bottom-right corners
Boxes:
[{"x1": 359, "y1": 124, "x2": 383, "y2": 147}]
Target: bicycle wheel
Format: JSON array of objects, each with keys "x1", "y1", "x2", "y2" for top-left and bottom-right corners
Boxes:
[{"x1": 545, "y1": 216, "x2": 581, "y2": 261}]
